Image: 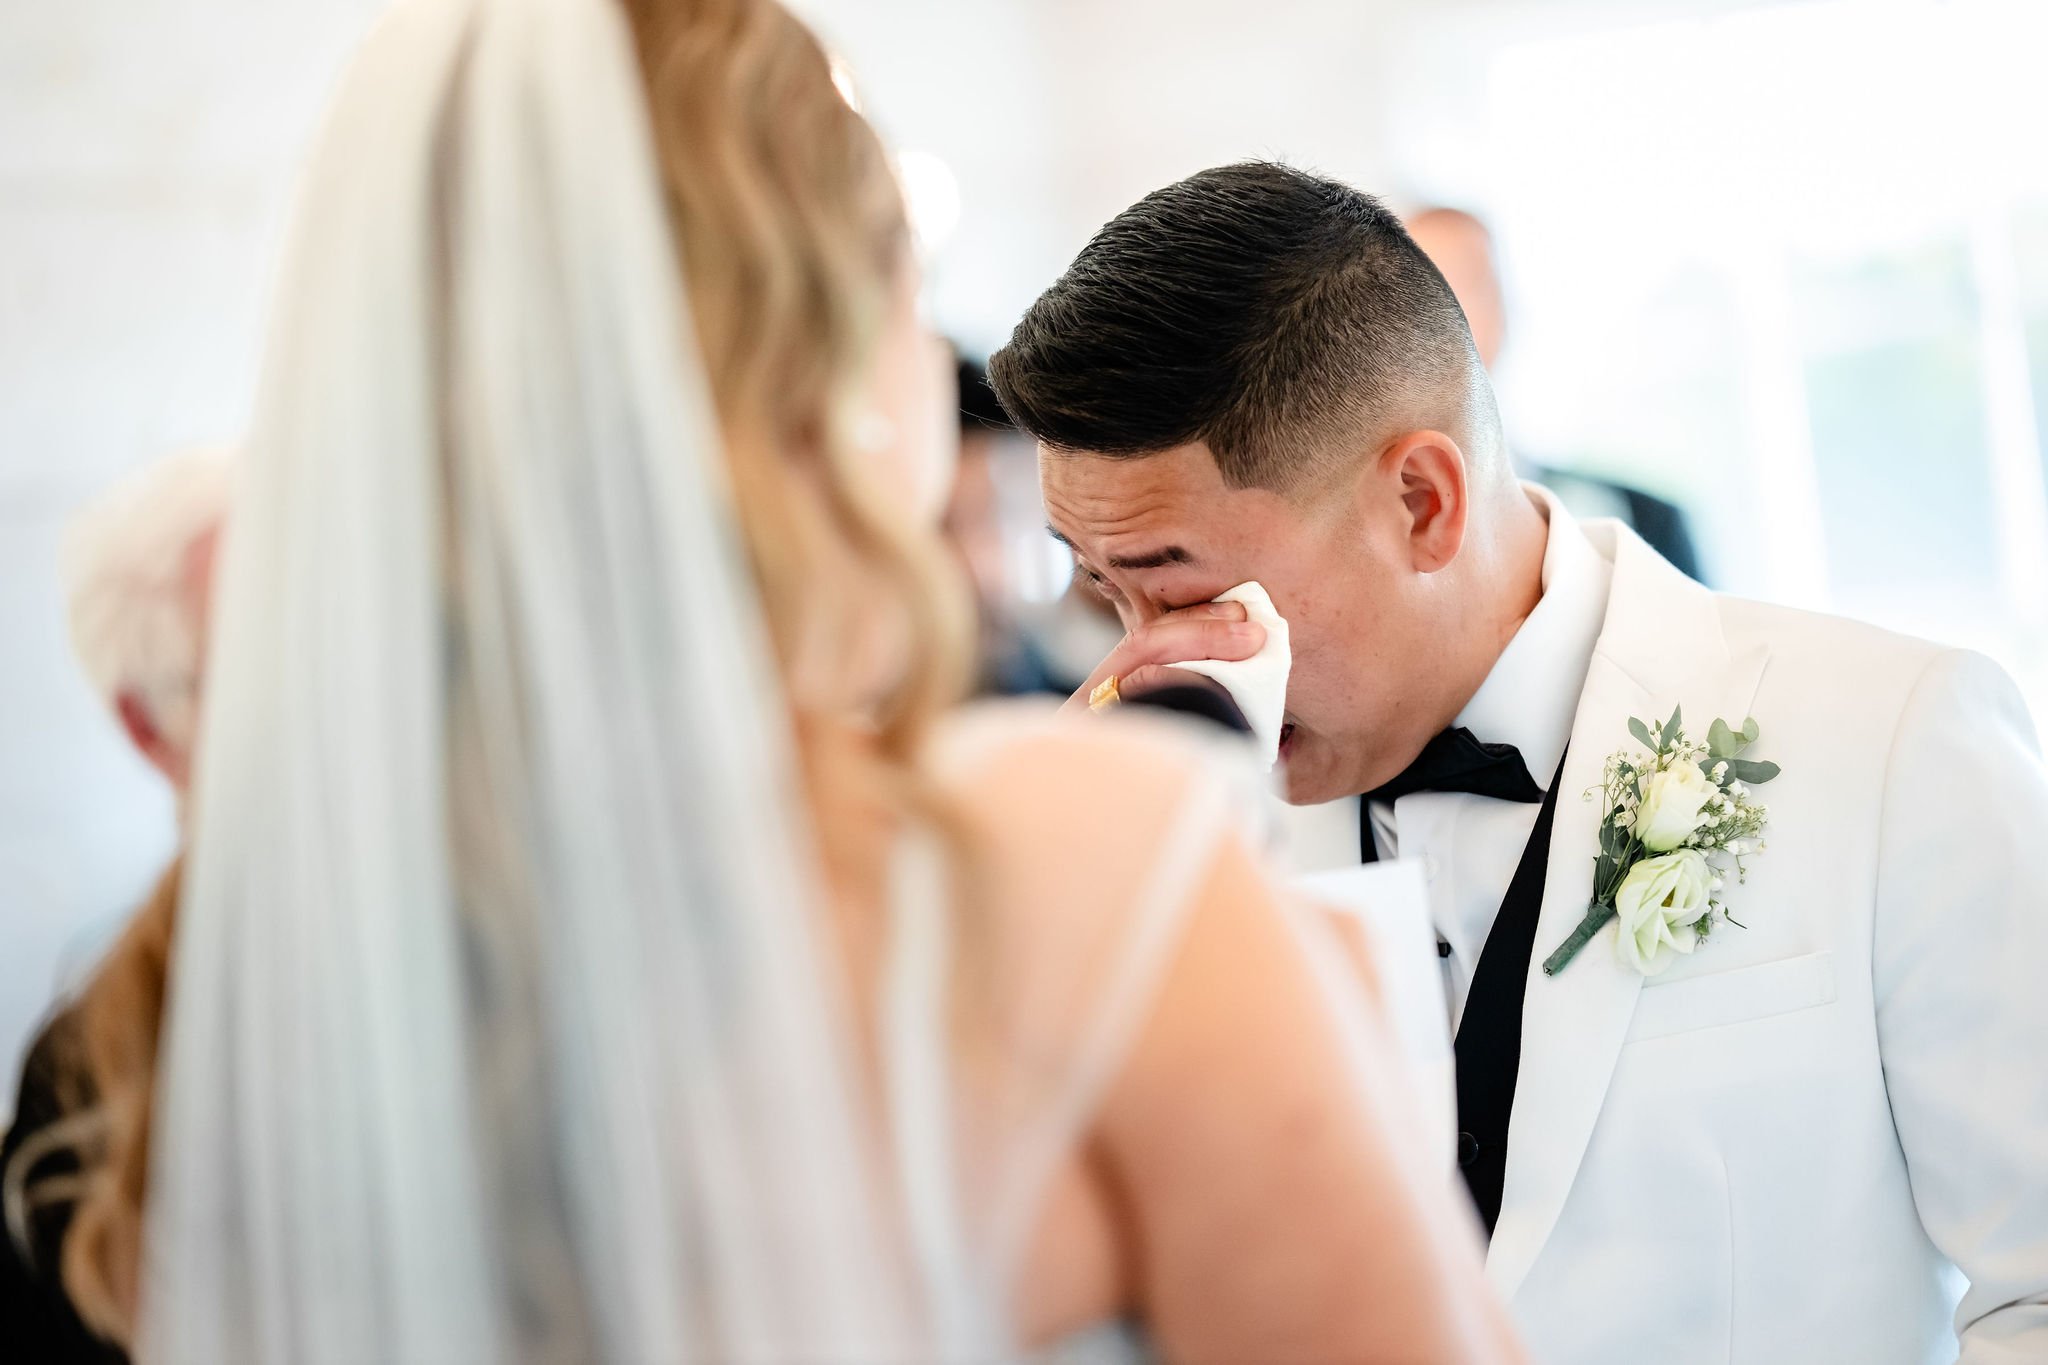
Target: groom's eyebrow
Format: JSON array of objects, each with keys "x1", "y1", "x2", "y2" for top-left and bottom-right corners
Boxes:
[
  {"x1": 1107, "y1": 546, "x2": 1195, "y2": 570},
  {"x1": 1045, "y1": 526, "x2": 1196, "y2": 571}
]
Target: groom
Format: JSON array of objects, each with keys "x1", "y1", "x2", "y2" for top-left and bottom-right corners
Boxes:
[{"x1": 990, "y1": 162, "x2": 2048, "y2": 1362}]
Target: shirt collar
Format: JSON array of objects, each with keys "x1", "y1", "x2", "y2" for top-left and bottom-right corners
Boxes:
[{"x1": 1453, "y1": 483, "x2": 1613, "y2": 790}]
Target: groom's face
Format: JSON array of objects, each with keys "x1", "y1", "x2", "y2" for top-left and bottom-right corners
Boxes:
[{"x1": 1042, "y1": 442, "x2": 1428, "y2": 805}]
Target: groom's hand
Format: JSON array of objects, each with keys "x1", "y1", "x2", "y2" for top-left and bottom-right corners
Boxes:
[{"x1": 1064, "y1": 600, "x2": 1266, "y2": 717}]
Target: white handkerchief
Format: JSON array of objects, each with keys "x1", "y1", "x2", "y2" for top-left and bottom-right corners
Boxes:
[{"x1": 1163, "y1": 581, "x2": 1292, "y2": 767}]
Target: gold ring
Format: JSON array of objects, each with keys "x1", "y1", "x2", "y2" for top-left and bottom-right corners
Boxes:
[{"x1": 1088, "y1": 674, "x2": 1122, "y2": 712}]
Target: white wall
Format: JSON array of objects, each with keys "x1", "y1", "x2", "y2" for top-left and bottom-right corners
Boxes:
[
  {"x1": 784, "y1": 0, "x2": 1066, "y2": 353},
  {"x1": 0, "y1": 0, "x2": 387, "y2": 1096},
  {"x1": 802, "y1": 0, "x2": 1784, "y2": 347},
  {"x1": 792, "y1": 0, "x2": 1422, "y2": 348}
]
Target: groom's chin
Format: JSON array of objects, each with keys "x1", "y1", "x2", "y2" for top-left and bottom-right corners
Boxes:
[
  {"x1": 1277, "y1": 734, "x2": 1340, "y2": 806},
  {"x1": 1280, "y1": 770, "x2": 1338, "y2": 806}
]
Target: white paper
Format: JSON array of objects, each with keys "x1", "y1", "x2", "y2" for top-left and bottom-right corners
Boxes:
[{"x1": 1294, "y1": 858, "x2": 1457, "y2": 1174}]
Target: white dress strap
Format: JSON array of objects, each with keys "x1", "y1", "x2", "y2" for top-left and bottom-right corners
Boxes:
[
  {"x1": 981, "y1": 772, "x2": 1234, "y2": 1292},
  {"x1": 882, "y1": 827, "x2": 1002, "y2": 1359},
  {"x1": 880, "y1": 743, "x2": 1240, "y2": 1358}
]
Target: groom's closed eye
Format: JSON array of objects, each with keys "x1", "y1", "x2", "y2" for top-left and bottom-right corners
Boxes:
[
  {"x1": 1075, "y1": 563, "x2": 1124, "y2": 603},
  {"x1": 1052, "y1": 529, "x2": 1203, "y2": 602},
  {"x1": 1073, "y1": 564, "x2": 1206, "y2": 613}
]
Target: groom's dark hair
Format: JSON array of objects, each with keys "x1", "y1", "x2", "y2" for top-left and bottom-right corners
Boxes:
[{"x1": 989, "y1": 162, "x2": 1491, "y2": 491}]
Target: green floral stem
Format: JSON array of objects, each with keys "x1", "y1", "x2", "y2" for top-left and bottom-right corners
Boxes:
[{"x1": 1542, "y1": 902, "x2": 1617, "y2": 977}]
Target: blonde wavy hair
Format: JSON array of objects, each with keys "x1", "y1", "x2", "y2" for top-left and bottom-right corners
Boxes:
[{"x1": 6, "y1": 0, "x2": 969, "y2": 1343}]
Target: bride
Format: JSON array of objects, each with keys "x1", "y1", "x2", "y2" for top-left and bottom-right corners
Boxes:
[{"x1": 7, "y1": 0, "x2": 1524, "y2": 1358}]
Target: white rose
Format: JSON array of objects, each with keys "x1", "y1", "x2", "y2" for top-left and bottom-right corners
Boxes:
[
  {"x1": 1613, "y1": 850, "x2": 1713, "y2": 976},
  {"x1": 1631, "y1": 759, "x2": 1716, "y2": 852}
]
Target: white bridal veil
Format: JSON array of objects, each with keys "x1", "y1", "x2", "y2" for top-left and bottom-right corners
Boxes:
[{"x1": 138, "y1": 0, "x2": 923, "y2": 1357}]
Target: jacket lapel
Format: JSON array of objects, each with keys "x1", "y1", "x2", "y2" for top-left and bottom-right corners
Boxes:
[{"x1": 1484, "y1": 521, "x2": 1771, "y2": 1302}]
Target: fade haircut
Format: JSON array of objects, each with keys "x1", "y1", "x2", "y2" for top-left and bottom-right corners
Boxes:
[{"x1": 990, "y1": 162, "x2": 1496, "y2": 491}]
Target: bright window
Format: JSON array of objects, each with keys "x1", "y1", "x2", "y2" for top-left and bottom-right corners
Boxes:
[{"x1": 1405, "y1": 0, "x2": 2048, "y2": 711}]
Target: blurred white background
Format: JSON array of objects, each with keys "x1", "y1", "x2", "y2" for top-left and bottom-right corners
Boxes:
[{"x1": 3, "y1": 0, "x2": 2045, "y2": 1093}]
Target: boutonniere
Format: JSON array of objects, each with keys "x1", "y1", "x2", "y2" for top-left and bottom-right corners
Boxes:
[{"x1": 1543, "y1": 707, "x2": 1780, "y2": 978}]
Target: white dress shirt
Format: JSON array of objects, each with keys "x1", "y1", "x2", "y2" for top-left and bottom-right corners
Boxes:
[{"x1": 1365, "y1": 485, "x2": 1612, "y2": 1028}]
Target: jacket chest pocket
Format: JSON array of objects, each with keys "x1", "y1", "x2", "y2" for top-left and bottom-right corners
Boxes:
[{"x1": 1627, "y1": 950, "x2": 1837, "y2": 1043}]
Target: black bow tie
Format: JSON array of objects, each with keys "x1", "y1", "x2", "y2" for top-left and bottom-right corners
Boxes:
[{"x1": 1364, "y1": 727, "x2": 1543, "y2": 807}]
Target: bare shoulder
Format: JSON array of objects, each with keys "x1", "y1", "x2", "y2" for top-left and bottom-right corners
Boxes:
[
  {"x1": 927, "y1": 704, "x2": 1523, "y2": 1358},
  {"x1": 930, "y1": 699, "x2": 1232, "y2": 791},
  {"x1": 928, "y1": 700, "x2": 1252, "y2": 866}
]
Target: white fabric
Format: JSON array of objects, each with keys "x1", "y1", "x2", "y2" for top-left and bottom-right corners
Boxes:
[
  {"x1": 140, "y1": 0, "x2": 920, "y2": 1360},
  {"x1": 1293, "y1": 859, "x2": 1456, "y2": 1174},
  {"x1": 1490, "y1": 520, "x2": 2048, "y2": 1363},
  {"x1": 1160, "y1": 581, "x2": 1292, "y2": 767},
  {"x1": 1363, "y1": 486, "x2": 1612, "y2": 1026}
]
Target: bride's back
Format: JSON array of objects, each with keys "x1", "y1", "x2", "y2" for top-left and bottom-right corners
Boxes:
[{"x1": 866, "y1": 705, "x2": 1521, "y2": 1360}]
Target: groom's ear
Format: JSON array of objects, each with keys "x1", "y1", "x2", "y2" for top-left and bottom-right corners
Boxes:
[{"x1": 1379, "y1": 430, "x2": 1469, "y2": 574}]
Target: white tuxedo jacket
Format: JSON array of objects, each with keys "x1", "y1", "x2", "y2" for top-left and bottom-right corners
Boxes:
[{"x1": 1310, "y1": 521, "x2": 2048, "y2": 1363}]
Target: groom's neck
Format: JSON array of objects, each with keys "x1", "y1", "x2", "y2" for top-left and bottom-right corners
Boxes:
[{"x1": 1442, "y1": 485, "x2": 1550, "y2": 722}]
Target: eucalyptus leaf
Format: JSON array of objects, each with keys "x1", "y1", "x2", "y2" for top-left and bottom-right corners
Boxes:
[
  {"x1": 1741, "y1": 716, "x2": 1761, "y2": 744},
  {"x1": 1707, "y1": 718, "x2": 1738, "y2": 758},
  {"x1": 1628, "y1": 717, "x2": 1655, "y2": 750},
  {"x1": 1727, "y1": 758, "x2": 1781, "y2": 784},
  {"x1": 1661, "y1": 704, "x2": 1683, "y2": 747}
]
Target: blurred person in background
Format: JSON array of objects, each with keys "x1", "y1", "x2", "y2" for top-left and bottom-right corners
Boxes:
[
  {"x1": 2, "y1": 447, "x2": 227, "y2": 1360},
  {"x1": 943, "y1": 350, "x2": 1064, "y2": 695},
  {"x1": 1404, "y1": 206, "x2": 1705, "y2": 583},
  {"x1": 60, "y1": 447, "x2": 231, "y2": 804},
  {"x1": 0, "y1": 3, "x2": 1523, "y2": 1363}
]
